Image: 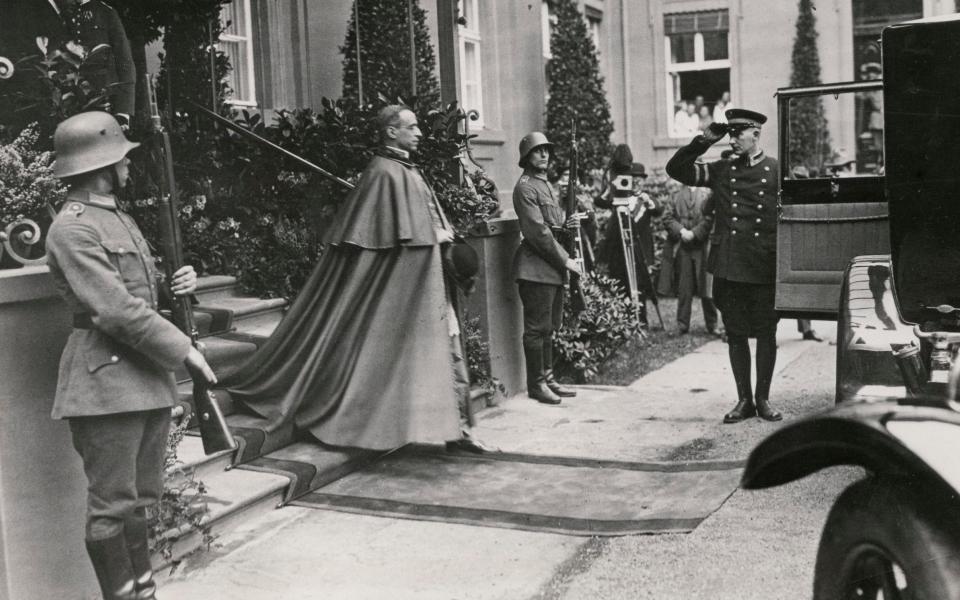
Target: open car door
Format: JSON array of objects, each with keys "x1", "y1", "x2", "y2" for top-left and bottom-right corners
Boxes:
[{"x1": 776, "y1": 81, "x2": 890, "y2": 319}]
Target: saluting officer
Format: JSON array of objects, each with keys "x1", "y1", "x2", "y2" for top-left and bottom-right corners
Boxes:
[
  {"x1": 60, "y1": 0, "x2": 136, "y2": 126},
  {"x1": 666, "y1": 108, "x2": 782, "y2": 424},
  {"x1": 46, "y1": 111, "x2": 216, "y2": 600},
  {"x1": 513, "y1": 132, "x2": 581, "y2": 405}
]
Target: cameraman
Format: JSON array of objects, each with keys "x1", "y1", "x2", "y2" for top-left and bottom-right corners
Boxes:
[
  {"x1": 595, "y1": 144, "x2": 661, "y2": 327},
  {"x1": 666, "y1": 109, "x2": 782, "y2": 424}
]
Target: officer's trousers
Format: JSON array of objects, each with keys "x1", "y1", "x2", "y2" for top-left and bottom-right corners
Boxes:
[{"x1": 69, "y1": 408, "x2": 170, "y2": 540}]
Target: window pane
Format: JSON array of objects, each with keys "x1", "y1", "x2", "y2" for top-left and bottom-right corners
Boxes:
[
  {"x1": 222, "y1": 2, "x2": 245, "y2": 37},
  {"x1": 222, "y1": 40, "x2": 249, "y2": 102},
  {"x1": 703, "y1": 31, "x2": 728, "y2": 60},
  {"x1": 669, "y1": 34, "x2": 695, "y2": 63},
  {"x1": 463, "y1": 41, "x2": 478, "y2": 82}
]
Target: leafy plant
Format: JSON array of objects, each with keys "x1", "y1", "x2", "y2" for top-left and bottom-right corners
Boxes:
[
  {"x1": 553, "y1": 275, "x2": 642, "y2": 382},
  {"x1": 544, "y1": 0, "x2": 614, "y2": 178},
  {"x1": 463, "y1": 313, "x2": 504, "y2": 397},
  {"x1": 148, "y1": 416, "x2": 214, "y2": 562},
  {"x1": 0, "y1": 124, "x2": 65, "y2": 267}
]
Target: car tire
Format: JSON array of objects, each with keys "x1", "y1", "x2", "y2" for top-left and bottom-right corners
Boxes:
[{"x1": 813, "y1": 477, "x2": 960, "y2": 600}]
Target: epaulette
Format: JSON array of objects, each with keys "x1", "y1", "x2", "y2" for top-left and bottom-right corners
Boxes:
[{"x1": 64, "y1": 202, "x2": 85, "y2": 217}]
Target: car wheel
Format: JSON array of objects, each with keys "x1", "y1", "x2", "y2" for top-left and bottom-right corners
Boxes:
[{"x1": 813, "y1": 478, "x2": 960, "y2": 600}]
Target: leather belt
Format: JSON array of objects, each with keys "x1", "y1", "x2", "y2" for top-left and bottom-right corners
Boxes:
[{"x1": 73, "y1": 313, "x2": 93, "y2": 329}]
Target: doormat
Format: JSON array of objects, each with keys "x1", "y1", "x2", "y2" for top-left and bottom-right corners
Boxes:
[{"x1": 293, "y1": 445, "x2": 744, "y2": 536}]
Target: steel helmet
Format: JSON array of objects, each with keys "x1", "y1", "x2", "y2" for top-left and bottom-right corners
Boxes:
[
  {"x1": 53, "y1": 111, "x2": 140, "y2": 179},
  {"x1": 518, "y1": 131, "x2": 553, "y2": 168}
]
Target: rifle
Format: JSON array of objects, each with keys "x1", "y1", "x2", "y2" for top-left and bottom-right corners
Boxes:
[
  {"x1": 146, "y1": 75, "x2": 236, "y2": 455},
  {"x1": 562, "y1": 122, "x2": 587, "y2": 313}
]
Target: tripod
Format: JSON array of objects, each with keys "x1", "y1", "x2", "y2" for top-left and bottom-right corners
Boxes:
[{"x1": 612, "y1": 196, "x2": 664, "y2": 329}]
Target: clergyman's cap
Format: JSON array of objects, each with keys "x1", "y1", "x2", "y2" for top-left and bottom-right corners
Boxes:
[{"x1": 725, "y1": 108, "x2": 767, "y2": 130}]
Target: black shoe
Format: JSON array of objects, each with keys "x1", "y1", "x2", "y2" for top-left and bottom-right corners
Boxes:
[
  {"x1": 802, "y1": 330, "x2": 823, "y2": 342},
  {"x1": 446, "y1": 433, "x2": 498, "y2": 454},
  {"x1": 528, "y1": 378, "x2": 562, "y2": 405},
  {"x1": 544, "y1": 369, "x2": 576, "y2": 397},
  {"x1": 755, "y1": 397, "x2": 783, "y2": 421},
  {"x1": 723, "y1": 397, "x2": 756, "y2": 424},
  {"x1": 86, "y1": 532, "x2": 137, "y2": 600}
]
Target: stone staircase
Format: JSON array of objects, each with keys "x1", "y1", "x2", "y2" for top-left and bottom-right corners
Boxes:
[{"x1": 159, "y1": 275, "x2": 292, "y2": 565}]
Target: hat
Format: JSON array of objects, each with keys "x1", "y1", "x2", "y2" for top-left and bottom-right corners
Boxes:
[
  {"x1": 630, "y1": 162, "x2": 648, "y2": 178},
  {"x1": 791, "y1": 165, "x2": 810, "y2": 179},
  {"x1": 860, "y1": 62, "x2": 882, "y2": 76},
  {"x1": 725, "y1": 108, "x2": 767, "y2": 130},
  {"x1": 609, "y1": 144, "x2": 634, "y2": 175},
  {"x1": 825, "y1": 149, "x2": 855, "y2": 168}
]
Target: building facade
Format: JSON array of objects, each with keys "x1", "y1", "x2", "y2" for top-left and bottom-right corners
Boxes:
[{"x1": 205, "y1": 0, "x2": 958, "y2": 204}]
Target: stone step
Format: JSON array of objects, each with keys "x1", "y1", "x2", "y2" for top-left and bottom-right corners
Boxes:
[
  {"x1": 194, "y1": 297, "x2": 287, "y2": 337},
  {"x1": 156, "y1": 467, "x2": 288, "y2": 568},
  {"x1": 171, "y1": 433, "x2": 235, "y2": 483},
  {"x1": 175, "y1": 336, "x2": 259, "y2": 383},
  {"x1": 193, "y1": 275, "x2": 241, "y2": 303}
]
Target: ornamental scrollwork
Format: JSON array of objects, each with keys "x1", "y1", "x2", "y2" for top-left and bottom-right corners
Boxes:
[{"x1": 0, "y1": 218, "x2": 48, "y2": 267}]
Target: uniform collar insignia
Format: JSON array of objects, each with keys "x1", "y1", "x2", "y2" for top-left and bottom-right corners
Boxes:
[
  {"x1": 523, "y1": 169, "x2": 549, "y2": 182},
  {"x1": 66, "y1": 189, "x2": 118, "y2": 210},
  {"x1": 743, "y1": 149, "x2": 765, "y2": 167}
]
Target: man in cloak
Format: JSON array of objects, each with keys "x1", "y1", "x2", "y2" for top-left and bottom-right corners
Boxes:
[{"x1": 224, "y1": 105, "x2": 489, "y2": 452}]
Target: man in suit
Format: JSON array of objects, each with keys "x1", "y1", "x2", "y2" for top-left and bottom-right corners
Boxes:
[
  {"x1": 662, "y1": 183, "x2": 718, "y2": 334},
  {"x1": 46, "y1": 111, "x2": 216, "y2": 600},
  {"x1": 666, "y1": 108, "x2": 782, "y2": 423},
  {"x1": 513, "y1": 131, "x2": 582, "y2": 404}
]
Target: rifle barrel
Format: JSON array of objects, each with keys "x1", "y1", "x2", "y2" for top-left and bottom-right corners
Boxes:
[{"x1": 187, "y1": 101, "x2": 355, "y2": 191}]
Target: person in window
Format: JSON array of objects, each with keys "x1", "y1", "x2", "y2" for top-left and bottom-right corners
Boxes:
[
  {"x1": 667, "y1": 108, "x2": 782, "y2": 424},
  {"x1": 698, "y1": 104, "x2": 713, "y2": 132},
  {"x1": 713, "y1": 91, "x2": 732, "y2": 124},
  {"x1": 673, "y1": 101, "x2": 700, "y2": 137},
  {"x1": 825, "y1": 149, "x2": 856, "y2": 177}
]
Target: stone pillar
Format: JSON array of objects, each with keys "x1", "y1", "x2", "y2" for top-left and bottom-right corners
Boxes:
[
  {"x1": 465, "y1": 217, "x2": 525, "y2": 397},
  {"x1": 0, "y1": 267, "x2": 96, "y2": 599}
]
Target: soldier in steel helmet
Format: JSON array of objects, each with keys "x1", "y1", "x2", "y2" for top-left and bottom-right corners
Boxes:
[
  {"x1": 513, "y1": 131, "x2": 582, "y2": 405},
  {"x1": 45, "y1": 111, "x2": 216, "y2": 600},
  {"x1": 666, "y1": 108, "x2": 783, "y2": 424}
]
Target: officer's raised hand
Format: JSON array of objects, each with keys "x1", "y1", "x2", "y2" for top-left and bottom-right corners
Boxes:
[
  {"x1": 702, "y1": 122, "x2": 729, "y2": 145},
  {"x1": 170, "y1": 265, "x2": 198, "y2": 296},
  {"x1": 185, "y1": 347, "x2": 218, "y2": 385}
]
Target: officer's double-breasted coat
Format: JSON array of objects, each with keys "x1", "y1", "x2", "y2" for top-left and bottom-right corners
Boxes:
[
  {"x1": 45, "y1": 190, "x2": 191, "y2": 419},
  {"x1": 666, "y1": 137, "x2": 778, "y2": 284},
  {"x1": 65, "y1": 0, "x2": 136, "y2": 116},
  {"x1": 512, "y1": 170, "x2": 569, "y2": 286}
]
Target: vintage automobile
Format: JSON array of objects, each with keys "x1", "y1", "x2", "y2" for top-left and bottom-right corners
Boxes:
[{"x1": 743, "y1": 14, "x2": 960, "y2": 599}]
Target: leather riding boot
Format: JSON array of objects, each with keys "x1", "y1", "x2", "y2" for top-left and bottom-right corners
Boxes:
[
  {"x1": 86, "y1": 532, "x2": 137, "y2": 600},
  {"x1": 755, "y1": 334, "x2": 781, "y2": 421},
  {"x1": 544, "y1": 369, "x2": 577, "y2": 397},
  {"x1": 124, "y1": 509, "x2": 157, "y2": 599},
  {"x1": 724, "y1": 336, "x2": 755, "y2": 424},
  {"x1": 524, "y1": 340, "x2": 561, "y2": 404},
  {"x1": 755, "y1": 396, "x2": 782, "y2": 421}
]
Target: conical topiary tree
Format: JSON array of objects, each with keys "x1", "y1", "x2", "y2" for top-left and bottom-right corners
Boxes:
[
  {"x1": 340, "y1": 0, "x2": 440, "y2": 107},
  {"x1": 544, "y1": 0, "x2": 613, "y2": 178},
  {"x1": 788, "y1": 0, "x2": 830, "y2": 169}
]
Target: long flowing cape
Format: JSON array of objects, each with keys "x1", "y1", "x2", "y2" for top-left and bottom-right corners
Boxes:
[{"x1": 221, "y1": 155, "x2": 461, "y2": 450}]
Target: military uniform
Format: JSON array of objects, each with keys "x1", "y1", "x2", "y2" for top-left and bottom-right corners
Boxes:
[
  {"x1": 63, "y1": 0, "x2": 136, "y2": 118},
  {"x1": 513, "y1": 157, "x2": 573, "y2": 403},
  {"x1": 666, "y1": 138, "x2": 779, "y2": 335},
  {"x1": 666, "y1": 108, "x2": 782, "y2": 423},
  {"x1": 46, "y1": 189, "x2": 191, "y2": 599}
]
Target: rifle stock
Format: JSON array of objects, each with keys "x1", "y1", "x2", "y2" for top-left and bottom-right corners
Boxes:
[{"x1": 147, "y1": 75, "x2": 236, "y2": 455}]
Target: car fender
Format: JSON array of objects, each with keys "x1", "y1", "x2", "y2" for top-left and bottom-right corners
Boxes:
[{"x1": 741, "y1": 401, "x2": 960, "y2": 503}]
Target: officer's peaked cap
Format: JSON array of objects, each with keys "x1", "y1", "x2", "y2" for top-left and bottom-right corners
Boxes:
[{"x1": 725, "y1": 108, "x2": 767, "y2": 130}]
